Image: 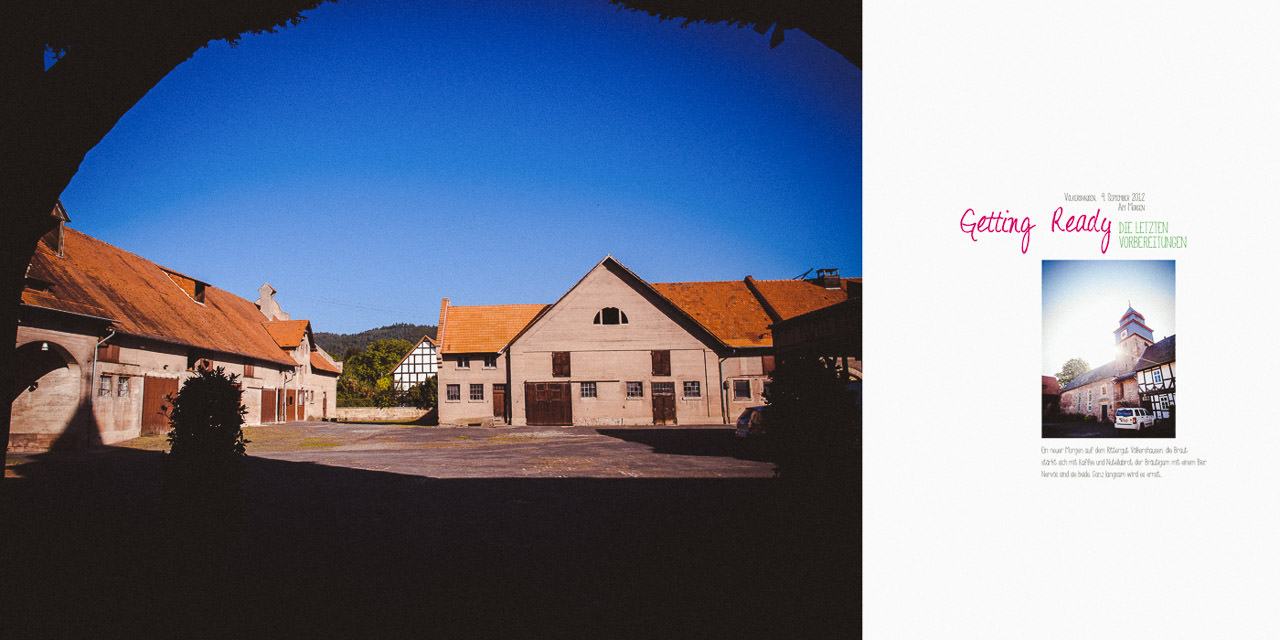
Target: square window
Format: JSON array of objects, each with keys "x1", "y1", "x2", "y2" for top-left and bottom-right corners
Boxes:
[
  {"x1": 483, "y1": 355, "x2": 497, "y2": 369},
  {"x1": 446, "y1": 384, "x2": 460, "y2": 401},
  {"x1": 457, "y1": 357, "x2": 470, "y2": 369},
  {"x1": 682, "y1": 381, "x2": 701, "y2": 398},
  {"x1": 581, "y1": 381, "x2": 597, "y2": 399},
  {"x1": 117, "y1": 377, "x2": 130, "y2": 397},
  {"x1": 470, "y1": 384, "x2": 484, "y2": 401},
  {"x1": 626, "y1": 382, "x2": 643, "y2": 398},
  {"x1": 733, "y1": 379, "x2": 751, "y2": 400}
]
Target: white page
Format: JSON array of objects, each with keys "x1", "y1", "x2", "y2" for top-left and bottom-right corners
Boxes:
[{"x1": 863, "y1": 2, "x2": 1280, "y2": 637}]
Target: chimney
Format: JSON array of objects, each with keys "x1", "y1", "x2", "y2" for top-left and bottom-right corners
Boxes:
[
  {"x1": 255, "y1": 283, "x2": 290, "y2": 321},
  {"x1": 814, "y1": 268, "x2": 841, "y2": 289},
  {"x1": 42, "y1": 201, "x2": 70, "y2": 257}
]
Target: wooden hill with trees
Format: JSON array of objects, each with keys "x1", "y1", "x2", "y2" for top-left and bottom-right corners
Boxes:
[{"x1": 315, "y1": 323, "x2": 436, "y2": 362}]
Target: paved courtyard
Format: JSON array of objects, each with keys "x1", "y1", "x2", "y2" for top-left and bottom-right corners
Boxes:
[
  {"x1": 3, "y1": 422, "x2": 857, "y2": 637},
  {"x1": 223, "y1": 421, "x2": 777, "y2": 478}
]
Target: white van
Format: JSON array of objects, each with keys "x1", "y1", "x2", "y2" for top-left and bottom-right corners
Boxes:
[{"x1": 1115, "y1": 407, "x2": 1155, "y2": 430}]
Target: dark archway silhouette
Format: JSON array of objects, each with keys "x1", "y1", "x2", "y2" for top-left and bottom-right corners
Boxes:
[
  {"x1": 11, "y1": 340, "x2": 77, "y2": 404},
  {"x1": 1, "y1": 0, "x2": 861, "y2": 469},
  {"x1": 9, "y1": 340, "x2": 99, "y2": 450}
]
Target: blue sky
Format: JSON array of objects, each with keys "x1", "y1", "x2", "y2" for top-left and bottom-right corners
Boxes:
[
  {"x1": 1042, "y1": 260, "x2": 1176, "y2": 375},
  {"x1": 56, "y1": 0, "x2": 861, "y2": 335}
]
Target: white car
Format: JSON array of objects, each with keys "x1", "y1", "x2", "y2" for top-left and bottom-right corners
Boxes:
[{"x1": 1114, "y1": 407, "x2": 1155, "y2": 430}]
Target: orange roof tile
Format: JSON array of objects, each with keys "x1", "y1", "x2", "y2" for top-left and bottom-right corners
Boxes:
[
  {"x1": 310, "y1": 352, "x2": 341, "y2": 375},
  {"x1": 439, "y1": 304, "x2": 547, "y2": 353},
  {"x1": 263, "y1": 320, "x2": 311, "y2": 349},
  {"x1": 651, "y1": 278, "x2": 854, "y2": 348},
  {"x1": 650, "y1": 280, "x2": 777, "y2": 348},
  {"x1": 747, "y1": 278, "x2": 855, "y2": 321},
  {"x1": 23, "y1": 227, "x2": 298, "y2": 367}
]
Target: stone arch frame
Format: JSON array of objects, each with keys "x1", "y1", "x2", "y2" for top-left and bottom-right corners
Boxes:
[{"x1": 11, "y1": 339, "x2": 87, "y2": 449}]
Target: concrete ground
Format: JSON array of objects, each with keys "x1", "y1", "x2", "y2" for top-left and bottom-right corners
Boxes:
[
  {"x1": 2, "y1": 422, "x2": 858, "y2": 638},
  {"x1": 1042, "y1": 419, "x2": 1177, "y2": 438},
  {"x1": 236, "y1": 421, "x2": 779, "y2": 479}
]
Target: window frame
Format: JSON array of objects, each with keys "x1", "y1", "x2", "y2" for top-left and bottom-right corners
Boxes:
[
  {"x1": 651, "y1": 350, "x2": 671, "y2": 376},
  {"x1": 593, "y1": 307, "x2": 629, "y2": 325},
  {"x1": 733, "y1": 379, "x2": 751, "y2": 400},
  {"x1": 552, "y1": 351, "x2": 571, "y2": 378},
  {"x1": 626, "y1": 381, "x2": 643, "y2": 398},
  {"x1": 446, "y1": 384, "x2": 461, "y2": 401},
  {"x1": 580, "y1": 381, "x2": 597, "y2": 399},
  {"x1": 682, "y1": 381, "x2": 701, "y2": 398},
  {"x1": 470, "y1": 383, "x2": 485, "y2": 401}
]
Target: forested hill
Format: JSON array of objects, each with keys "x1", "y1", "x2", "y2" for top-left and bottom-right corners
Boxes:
[{"x1": 316, "y1": 323, "x2": 437, "y2": 361}]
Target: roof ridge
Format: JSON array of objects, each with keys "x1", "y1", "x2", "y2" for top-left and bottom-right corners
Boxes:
[
  {"x1": 64, "y1": 226, "x2": 224, "y2": 292},
  {"x1": 445, "y1": 302, "x2": 549, "y2": 310}
]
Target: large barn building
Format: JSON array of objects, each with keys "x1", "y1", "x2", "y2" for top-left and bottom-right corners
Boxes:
[
  {"x1": 11, "y1": 204, "x2": 340, "y2": 451},
  {"x1": 436, "y1": 256, "x2": 859, "y2": 427}
]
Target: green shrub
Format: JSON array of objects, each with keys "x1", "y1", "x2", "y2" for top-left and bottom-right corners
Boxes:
[
  {"x1": 165, "y1": 366, "x2": 248, "y2": 485},
  {"x1": 404, "y1": 379, "x2": 437, "y2": 409}
]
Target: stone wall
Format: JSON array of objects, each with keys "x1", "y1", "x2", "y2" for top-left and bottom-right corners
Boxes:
[{"x1": 333, "y1": 407, "x2": 429, "y2": 422}]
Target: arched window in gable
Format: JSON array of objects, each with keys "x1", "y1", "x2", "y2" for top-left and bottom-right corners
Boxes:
[{"x1": 593, "y1": 307, "x2": 628, "y2": 325}]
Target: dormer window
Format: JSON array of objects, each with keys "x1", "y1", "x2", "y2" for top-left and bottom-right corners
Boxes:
[
  {"x1": 593, "y1": 307, "x2": 628, "y2": 325},
  {"x1": 164, "y1": 269, "x2": 208, "y2": 304}
]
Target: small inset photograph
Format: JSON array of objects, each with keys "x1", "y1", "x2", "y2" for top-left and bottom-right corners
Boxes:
[{"x1": 1042, "y1": 260, "x2": 1176, "y2": 438}]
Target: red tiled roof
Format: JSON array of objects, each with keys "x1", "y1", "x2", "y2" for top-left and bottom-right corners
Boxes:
[
  {"x1": 263, "y1": 320, "x2": 311, "y2": 349},
  {"x1": 23, "y1": 227, "x2": 298, "y2": 367},
  {"x1": 439, "y1": 304, "x2": 547, "y2": 353},
  {"x1": 310, "y1": 352, "x2": 341, "y2": 375},
  {"x1": 748, "y1": 278, "x2": 856, "y2": 320},
  {"x1": 650, "y1": 280, "x2": 777, "y2": 348},
  {"x1": 650, "y1": 278, "x2": 854, "y2": 348}
]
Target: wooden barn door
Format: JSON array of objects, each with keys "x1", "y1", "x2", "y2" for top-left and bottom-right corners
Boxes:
[
  {"x1": 261, "y1": 388, "x2": 277, "y2": 423},
  {"x1": 286, "y1": 389, "x2": 299, "y2": 422},
  {"x1": 493, "y1": 384, "x2": 507, "y2": 422},
  {"x1": 651, "y1": 382, "x2": 676, "y2": 425},
  {"x1": 525, "y1": 382, "x2": 571, "y2": 426},
  {"x1": 141, "y1": 376, "x2": 178, "y2": 435}
]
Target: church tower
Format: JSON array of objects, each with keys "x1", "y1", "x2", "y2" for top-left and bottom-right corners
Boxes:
[{"x1": 1114, "y1": 305, "x2": 1154, "y2": 374}]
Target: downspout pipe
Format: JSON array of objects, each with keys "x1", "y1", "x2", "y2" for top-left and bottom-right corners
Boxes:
[
  {"x1": 90, "y1": 327, "x2": 117, "y2": 409},
  {"x1": 718, "y1": 355, "x2": 728, "y2": 424}
]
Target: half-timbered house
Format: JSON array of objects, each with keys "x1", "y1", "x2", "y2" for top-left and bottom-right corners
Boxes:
[
  {"x1": 436, "y1": 256, "x2": 858, "y2": 427},
  {"x1": 390, "y1": 335, "x2": 439, "y2": 390},
  {"x1": 1133, "y1": 335, "x2": 1175, "y2": 420}
]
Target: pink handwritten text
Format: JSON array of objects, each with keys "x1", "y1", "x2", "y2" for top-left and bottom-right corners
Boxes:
[
  {"x1": 1051, "y1": 207, "x2": 1111, "y2": 254},
  {"x1": 959, "y1": 208, "x2": 1035, "y2": 254}
]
